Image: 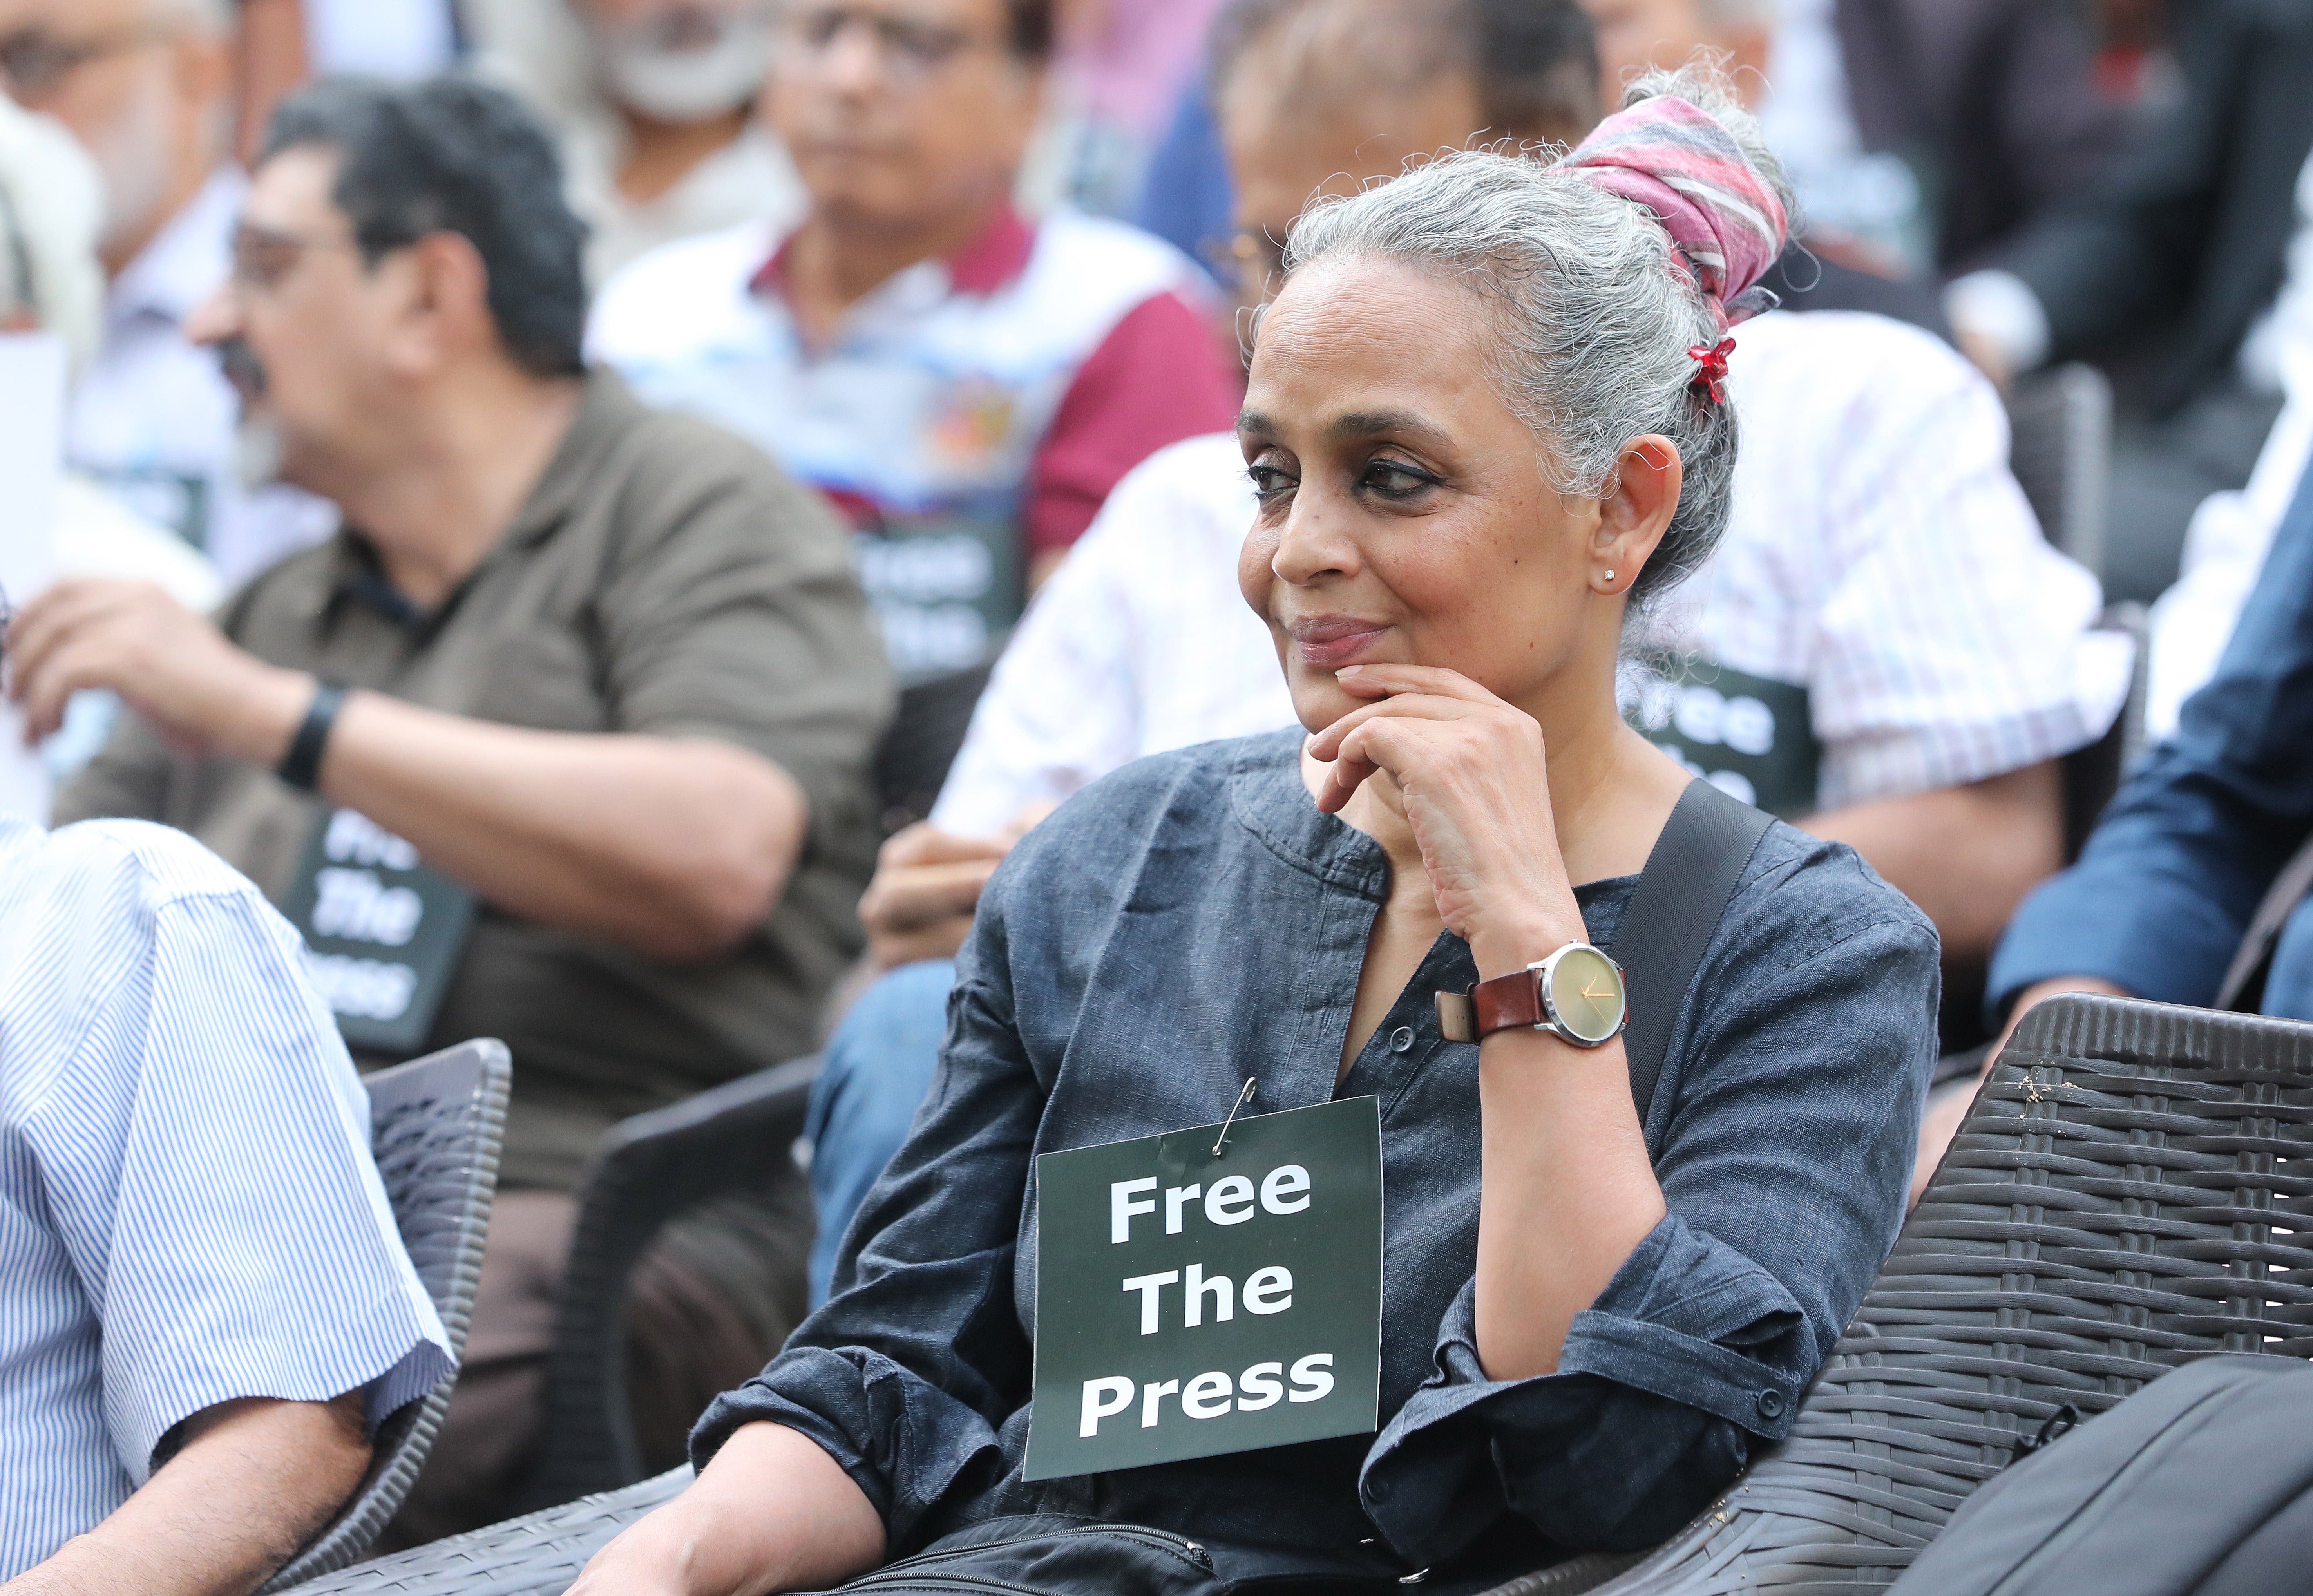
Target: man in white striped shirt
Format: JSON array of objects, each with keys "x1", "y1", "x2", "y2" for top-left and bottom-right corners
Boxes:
[{"x1": 0, "y1": 816, "x2": 450, "y2": 1592}]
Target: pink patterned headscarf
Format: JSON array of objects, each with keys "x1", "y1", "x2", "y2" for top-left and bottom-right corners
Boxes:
[{"x1": 1555, "y1": 96, "x2": 1789, "y2": 328}]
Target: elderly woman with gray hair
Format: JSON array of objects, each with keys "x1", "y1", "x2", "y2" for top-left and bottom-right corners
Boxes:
[{"x1": 572, "y1": 65, "x2": 1937, "y2": 1596}]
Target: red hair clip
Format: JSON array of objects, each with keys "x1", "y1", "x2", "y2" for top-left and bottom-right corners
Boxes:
[{"x1": 1687, "y1": 337, "x2": 1735, "y2": 404}]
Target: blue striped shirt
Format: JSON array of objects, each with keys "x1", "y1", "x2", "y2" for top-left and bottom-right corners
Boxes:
[{"x1": 0, "y1": 817, "x2": 452, "y2": 1576}]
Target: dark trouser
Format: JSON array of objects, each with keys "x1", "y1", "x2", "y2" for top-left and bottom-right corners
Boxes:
[
  {"x1": 376, "y1": 1180, "x2": 811, "y2": 1549},
  {"x1": 804, "y1": 1515, "x2": 1540, "y2": 1596},
  {"x1": 2103, "y1": 382, "x2": 2286, "y2": 603}
]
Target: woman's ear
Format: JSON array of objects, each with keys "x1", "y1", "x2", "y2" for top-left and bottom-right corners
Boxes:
[{"x1": 1594, "y1": 436, "x2": 1681, "y2": 596}]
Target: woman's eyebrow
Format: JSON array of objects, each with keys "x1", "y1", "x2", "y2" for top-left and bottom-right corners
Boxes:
[
  {"x1": 1236, "y1": 409, "x2": 1453, "y2": 447},
  {"x1": 1327, "y1": 409, "x2": 1451, "y2": 449}
]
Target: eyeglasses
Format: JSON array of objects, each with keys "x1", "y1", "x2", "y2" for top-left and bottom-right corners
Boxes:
[
  {"x1": 779, "y1": 4, "x2": 995, "y2": 87},
  {"x1": 228, "y1": 224, "x2": 365, "y2": 295},
  {"x1": 0, "y1": 24, "x2": 165, "y2": 101},
  {"x1": 1204, "y1": 230, "x2": 1289, "y2": 297}
]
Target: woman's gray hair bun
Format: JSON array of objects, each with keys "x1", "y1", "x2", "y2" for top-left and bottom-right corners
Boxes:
[{"x1": 1271, "y1": 61, "x2": 1793, "y2": 615}]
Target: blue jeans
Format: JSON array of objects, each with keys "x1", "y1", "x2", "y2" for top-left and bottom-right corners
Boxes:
[{"x1": 803, "y1": 959, "x2": 954, "y2": 1305}]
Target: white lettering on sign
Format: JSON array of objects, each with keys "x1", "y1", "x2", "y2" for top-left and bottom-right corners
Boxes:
[
  {"x1": 1667, "y1": 686, "x2": 1776, "y2": 759},
  {"x1": 855, "y1": 533, "x2": 993, "y2": 604},
  {"x1": 1121, "y1": 1270, "x2": 1178, "y2": 1335},
  {"x1": 1124, "y1": 1263, "x2": 1294, "y2": 1330},
  {"x1": 1073, "y1": 1354, "x2": 1343, "y2": 1437},
  {"x1": 1080, "y1": 1376, "x2": 1133, "y2": 1437},
  {"x1": 305, "y1": 951, "x2": 417, "y2": 1021},
  {"x1": 1181, "y1": 1372, "x2": 1233, "y2": 1419},
  {"x1": 1244, "y1": 1266, "x2": 1294, "y2": 1315},
  {"x1": 1289, "y1": 1353, "x2": 1335, "y2": 1402},
  {"x1": 1165, "y1": 1184, "x2": 1200, "y2": 1234},
  {"x1": 311, "y1": 867, "x2": 425, "y2": 947},
  {"x1": 1141, "y1": 1379, "x2": 1179, "y2": 1428},
  {"x1": 1204, "y1": 1175, "x2": 1256, "y2": 1225},
  {"x1": 1112, "y1": 1163, "x2": 1314, "y2": 1243},
  {"x1": 1184, "y1": 1264, "x2": 1232, "y2": 1327},
  {"x1": 1111, "y1": 1178, "x2": 1157, "y2": 1244},
  {"x1": 873, "y1": 601, "x2": 990, "y2": 679},
  {"x1": 1721, "y1": 695, "x2": 1775, "y2": 756},
  {"x1": 323, "y1": 809, "x2": 420, "y2": 871},
  {"x1": 1238, "y1": 1362, "x2": 1283, "y2": 1410},
  {"x1": 1260, "y1": 1165, "x2": 1310, "y2": 1214}
]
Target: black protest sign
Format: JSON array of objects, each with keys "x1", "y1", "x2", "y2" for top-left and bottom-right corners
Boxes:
[
  {"x1": 1024, "y1": 1096, "x2": 1383, "y2": 1482},
  {"x1": 281, "y1": 808, "x2": 476, "y2": 1054},
  {"x1": 852, "y1": 509, "x2": 1022, "y2": 684},
  {"x1": 1623, "y1": 657, "x2": 1819, "y2": 818}
]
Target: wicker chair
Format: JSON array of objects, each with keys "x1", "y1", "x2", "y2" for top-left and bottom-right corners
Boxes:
[
  {"x1": 292, "y1": 995, "x2": 2313, "y2": 1596},
  {"x1": 1490, "y1": 993, "x2": 2313, "y2": 1596},
  {"x1": 513, "y1": 1055, "x2": 820, "y2": 1512},
  {"x1": 266, "y1": 1039, "x2": 511, "y2": 1589}
]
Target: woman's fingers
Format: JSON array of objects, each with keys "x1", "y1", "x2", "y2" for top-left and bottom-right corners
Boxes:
[
  {"x1": 1307, "y1": 691, "x2": 1482, "y2": 762},
  {"x1": 1314, "y1": 712, "x2": 1462, "y2": 814},
  {"x1": 1334, "y1": 663, "x2": 1503, "y2": 704},
  {"x1": 1314, "y1": 743, "x2": 1380, "y2": 814}
]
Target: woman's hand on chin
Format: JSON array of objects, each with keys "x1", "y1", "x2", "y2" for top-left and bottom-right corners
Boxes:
[{"x1": 1309, "y1": 664, "x2": 1587, "y2": 976}]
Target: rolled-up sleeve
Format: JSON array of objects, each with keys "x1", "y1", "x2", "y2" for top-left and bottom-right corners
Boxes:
[
  {"x1": 32, "y1": 879, "x2": 451, "y2": 1484},
  {"x1": 1362, "y1": 857, "x2": 1939, "y2": 1565},
  {"x1": 690, "y1": 922, "x2": 1042, "y2": 1543}
]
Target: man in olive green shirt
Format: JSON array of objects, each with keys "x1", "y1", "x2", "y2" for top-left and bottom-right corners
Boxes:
[{"x1": 9, "y1": 77, "x2": 890, "y2": 1534}]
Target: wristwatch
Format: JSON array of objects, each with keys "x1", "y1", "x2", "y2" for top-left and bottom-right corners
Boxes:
[{"x1": 1436, "y1": 943, "x2": 1627, "y2": 1048}]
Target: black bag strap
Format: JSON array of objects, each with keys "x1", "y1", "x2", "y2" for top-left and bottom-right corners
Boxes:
[
  {"x1": 2215, "y1": 831, "x2": 2313, "y2": 1012},
  {"x1": 1614, "y1": 778, "x2": 1775, "y2": 1127}
]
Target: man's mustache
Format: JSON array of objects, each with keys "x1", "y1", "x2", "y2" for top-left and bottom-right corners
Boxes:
[{"x1": 215, "y1": 336, "x2": 269, "y2": 405}]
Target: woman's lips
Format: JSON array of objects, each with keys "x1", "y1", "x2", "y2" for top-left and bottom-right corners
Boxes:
[{"x1": 1286, "y1": 617, "x2": 1391, "y2": 671}]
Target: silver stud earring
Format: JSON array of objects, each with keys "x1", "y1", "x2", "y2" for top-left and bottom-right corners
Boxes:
[{"x1": 1603, "y1": 569, "x2": 1616, "y2": 582}]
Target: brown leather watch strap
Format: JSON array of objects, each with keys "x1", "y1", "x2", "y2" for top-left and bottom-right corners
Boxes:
[{"x1": 1435, "y1": 967, "x2": 1544, "y2": 1042}]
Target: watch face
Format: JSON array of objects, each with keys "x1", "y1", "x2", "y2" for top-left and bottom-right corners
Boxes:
[{"x1": 1546, "y1": 945, "x2": 1626, "y2": 1044}]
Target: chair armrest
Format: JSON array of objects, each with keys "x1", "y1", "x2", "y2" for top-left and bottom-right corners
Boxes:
[
  {"x1": 285, "y1": 1468, "x2": 692, "y2": 1595},
  {"x1": 518, "y1": 1057, "x2": 820, "y2": 1509}
]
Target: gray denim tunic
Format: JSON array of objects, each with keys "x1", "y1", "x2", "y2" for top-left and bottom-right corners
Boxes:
[{"x1": 694, "y1": 729, "x2": 1938, "y2": 1584}]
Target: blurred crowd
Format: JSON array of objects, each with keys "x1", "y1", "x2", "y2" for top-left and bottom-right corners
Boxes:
[{"x1": 3, "y1": 0, "x2": 2313, "y2": 1581}]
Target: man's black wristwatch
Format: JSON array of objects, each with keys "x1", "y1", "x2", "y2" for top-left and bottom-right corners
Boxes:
[{"x1": 278, "y1": 681, "x2": 349, "y2": 792}]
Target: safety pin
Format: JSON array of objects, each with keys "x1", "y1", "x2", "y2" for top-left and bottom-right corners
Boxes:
[{"x1": 1212, "y1": 1077, "x2": 1258, "y2": 1156}]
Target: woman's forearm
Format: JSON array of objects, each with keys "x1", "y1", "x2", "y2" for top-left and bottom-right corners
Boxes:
[
  {"x1": 568, "y1": 1424, "x2": 884, "y2": 1596},
  {"x1": 1471, "y1": 1022, "x2": 1667, "y2": 1382}
]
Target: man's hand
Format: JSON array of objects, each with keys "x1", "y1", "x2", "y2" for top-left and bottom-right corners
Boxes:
[
  {"x1": 6, "y1": 581, "x2": 311, "y2": 762},
  {"x1": 1910, "y1": 974, "x2": 2130, "y2": 1205},
  {"x1": 858, "y1": 816, "x2": 1041, "y2": 971}
]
